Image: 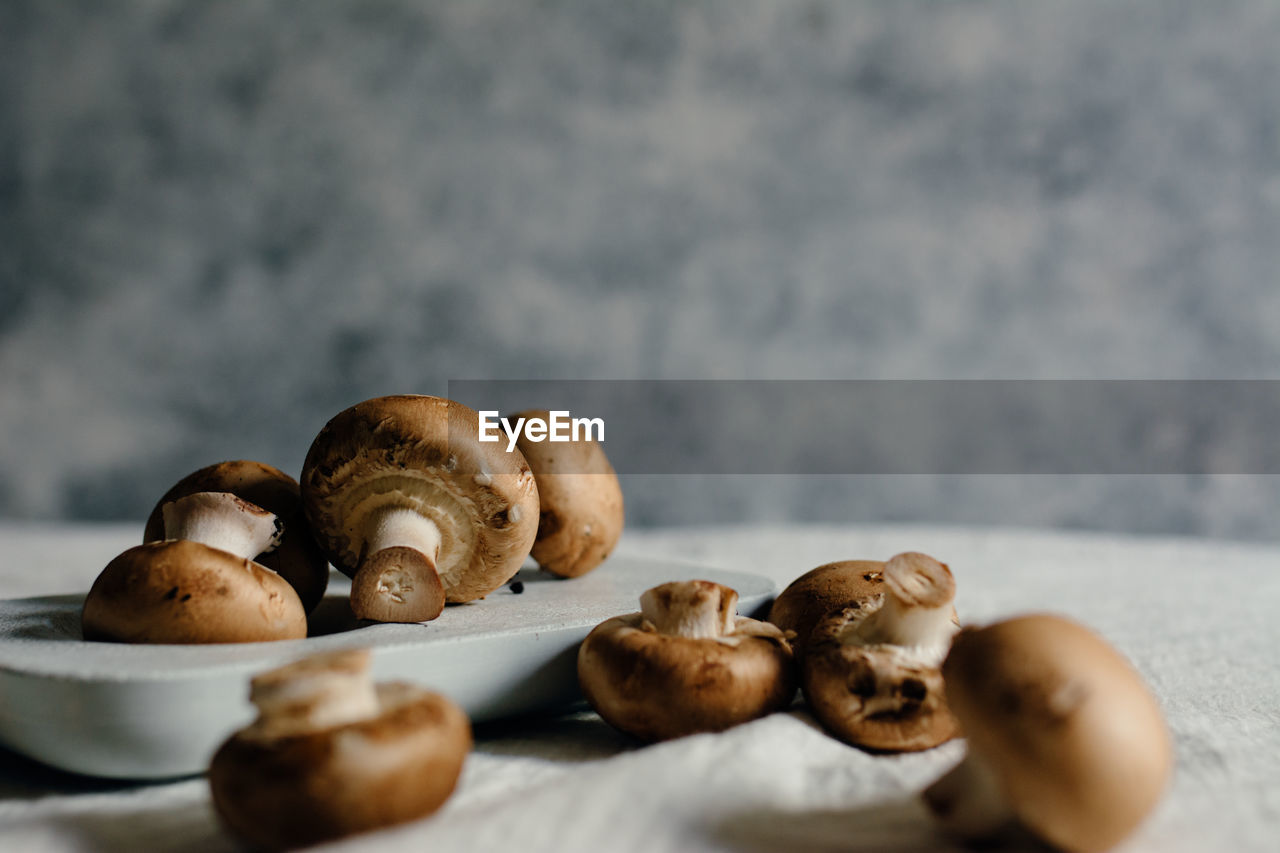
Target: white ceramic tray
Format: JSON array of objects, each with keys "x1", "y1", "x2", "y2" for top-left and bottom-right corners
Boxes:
[{"x1": 0, "y1": 557, "x2": 775, "y2": 780}]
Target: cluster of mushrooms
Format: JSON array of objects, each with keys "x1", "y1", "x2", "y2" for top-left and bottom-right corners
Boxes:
[
  {"x1": 82, "y1": 394, "x2": 625, "y2": 641},
  {"x1": 578, "y1": 555, "x2": 1173, "y2": 853},
  {"x1": 76, "y1": 394, "x2": 624, "y2": 848},
  {"x1": 72, "y1": 393, "x2": 1172, "y2": 852}
]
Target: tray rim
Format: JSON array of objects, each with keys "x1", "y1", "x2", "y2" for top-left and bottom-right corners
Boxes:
[{"x1": 0, "y1": 557, "x2": 777, "y2": 683}]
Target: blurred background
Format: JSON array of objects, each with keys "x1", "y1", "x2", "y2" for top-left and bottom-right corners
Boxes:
[{"x1": 3, "y1": 0, "x2": 1279, "y2": 538}]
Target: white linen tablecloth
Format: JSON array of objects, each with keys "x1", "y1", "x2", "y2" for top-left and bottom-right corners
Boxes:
[{"x1": 0, "y1": 522, "x2": 1277, "y2": 852}]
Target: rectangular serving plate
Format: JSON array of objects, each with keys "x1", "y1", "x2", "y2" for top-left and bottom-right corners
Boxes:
[{"x1": 0, "y1": 557, "x2": 774, "y2": 780}]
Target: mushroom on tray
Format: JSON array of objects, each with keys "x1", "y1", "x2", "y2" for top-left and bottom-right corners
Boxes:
[
  {"x1": 209, "y1": 649, "x2": 470, "y2": 851},
  {"x1": 512, "y1": 408, "x2": 624, "y2": 578},
  {"x1": 301, "y1": 395, "x2": 539, "y2": 623},
  {"x1": 922, "y1": 614, "x2": 1173, "y2": 853},
  {"x1": 82, "y1": 490, "x2": 307, "y2": 643},
  {"x1": 801, "y1": 552, "x2": 960, "y2": 752},
  {"x1": 578, "y1": 580, "x2": 796, "y2": 742},
  {"x1": 142, "y1": 460, "x2": 329, "y2": 612}
]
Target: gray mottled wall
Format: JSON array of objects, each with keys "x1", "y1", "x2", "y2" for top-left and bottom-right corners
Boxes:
[{"x1": 3, "y1": 1, "x2": 1280, "y2": 538}]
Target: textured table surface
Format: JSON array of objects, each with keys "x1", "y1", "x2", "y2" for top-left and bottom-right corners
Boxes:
[{"x1": 0, "y1": 522, "x2": 1277, "y2": 851}]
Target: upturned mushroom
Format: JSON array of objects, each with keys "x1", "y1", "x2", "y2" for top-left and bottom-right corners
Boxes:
[
  {"x1": 209, "y1": 648, "x2": 471, "y2": 851},
  {"x1": 143, "y1": 460, "x2": 329, "y2": 612},
  {"x1": 769, "y1": 560, "x2": 887, "y2": 657},
  {"x1": 512, "y1": 408, "x2": 624, "y2": 578},
  {"x1": 301, "y1": 395, "x2": 539, "y2": 623},
  {"x1": 801, "y1": 552, "x2": 960, "y2": 751},
  {"x1": 922, "y1": 614, "x2": 1173, "y2": 853},
  {"x1": 82, "y1": 491, "x2": 307, "y2": 643},
  {"x1": 578, "y1": 580, "x2": 796, "y2": 742}
]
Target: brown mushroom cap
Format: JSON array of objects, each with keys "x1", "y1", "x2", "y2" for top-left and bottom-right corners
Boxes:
[
  {"x1": 769, "y1": 560, "x2": 886, "y2": 655},
  {"x1": 300, "y1": 395, "x2": 539, "y2": 621},
  {"x1": 143, "y1": 460, "x2": 330, "y2": 612},
  {"x1": 803, "y1": 606, "x2": 958, "y2": 752},
  {"x1": 82, "y1": 540, "x2": 307, "y2": 643},
  {"x1": 800, "y1": 552, "x2": 960, "y2": 752},
  {"x1": 209, "y1": 651, "x2": 471, "y2": 851},
  {"x1": 928, "y1": 614, "x2": 1173, "y2": 852},
  {"x1": 577, "y1": 580, "x2": 796, "y2": 742},
  {"x1": 512, "y1": 409, "x2": 624, "y2": 578}
]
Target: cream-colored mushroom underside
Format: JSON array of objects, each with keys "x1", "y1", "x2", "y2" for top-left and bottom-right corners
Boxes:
[{"x1": 324, "y1": 471, "x2": 485, "y2": 595}]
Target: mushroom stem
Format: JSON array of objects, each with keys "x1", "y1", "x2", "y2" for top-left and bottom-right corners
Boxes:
[
  {"x1": 848, "y1": 552, "x2": 957, "y2": 661},
  {"x1": 922, "y1": 752, "x2": 1016, "y2": 839},
  {"x1": 162, "y1": 491, "x2": 282, "y2": 560},
  {"x1": 639, "y1": 580, "x2": 738, "y2": 638},
  {"x1": 351, "y1": 507, "x2": 446, "y2": 623},
  {"x1": 363, "y1": 506, "x2": 444, "y2": 562},
  {"x1": 246, "y1": 650, "x2": 380, "y2": 738}
]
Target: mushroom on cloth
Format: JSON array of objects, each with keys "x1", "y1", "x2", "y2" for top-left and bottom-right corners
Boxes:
[
  {"x1": 769, "y1": 559, "x2": 887, "y2": 658},
  {"x1": 301, "y1": 395, "x2": 539, "y2": 623},
  {"x1": 801, "y1": 552, "x2": 960, "y2": 751},
  {"x1": 923, "y1": 613, "x2": 1173, "y2": 853},
  {"x1": 577, "y1": 579, "x2": 796, "y2": 742},
  {"x1": 209, "y1": 649, "x2": 470, "y2": 851}
]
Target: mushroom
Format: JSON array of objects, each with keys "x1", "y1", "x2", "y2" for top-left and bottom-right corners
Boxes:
[
  {"x1": 209, "y1": 648, "x2": 471, "y2": 851},
  {"x1": 577, "y1": 579, "x2": 796, "y2": 742},
  {"x1": 82, "y1": 491, "x2": 307, "y2": 643},
  {"x1": 511, "y1": 408, "x2": 624, "y2": 578},
  {"x1": 301, "y1": 395, "x2": 539, "y2": 623},
  {"x1": 922, "y1": 614, "x2": 1173, "y2": 852},
  {"x1": 142, "y1": 460, "x2": 330, "y2": 612},
  {"x1": 801, "y1": 552, "x2": 960, "y2": 751},
  {"x1": 769, "y1": 560, "x2": 887, "y2": 657}
]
